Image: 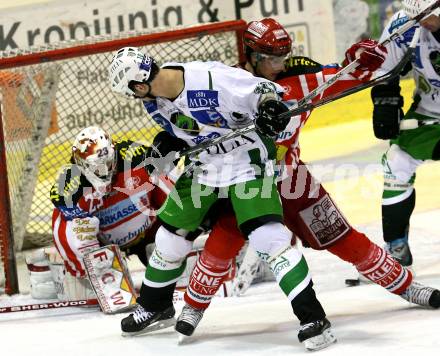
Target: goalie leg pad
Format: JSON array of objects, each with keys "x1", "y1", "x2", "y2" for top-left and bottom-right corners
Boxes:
[
  {"x1": 47, "y1": 247, "x2": 95, "y2": 301},
  {"x1": 25, "y1": 249, "x2": 57, "y2": 299},
  {"x1": 83, "y1": 244, "x2": 137, "y2": 314}
]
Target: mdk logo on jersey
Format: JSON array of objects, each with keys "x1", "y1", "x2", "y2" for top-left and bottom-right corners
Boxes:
[{"x1": 187, "y1": 90, "x2": 219, "y2": 108}]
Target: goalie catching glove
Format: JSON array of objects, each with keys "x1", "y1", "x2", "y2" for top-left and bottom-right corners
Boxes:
[
  {"x1": 255, "y1": 99, "x2": 290, "y2": 138},
  {"x1": 371, "y1": 81, "x2": 404, "y2": 139}
]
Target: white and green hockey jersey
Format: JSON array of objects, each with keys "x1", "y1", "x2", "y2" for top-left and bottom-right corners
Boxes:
[
  {"x1": 378, "y1": 10, "x2": 440, "y2": 119},
  {"x1": 143, "y1": 61, "x2": 284, "y2": 187}
]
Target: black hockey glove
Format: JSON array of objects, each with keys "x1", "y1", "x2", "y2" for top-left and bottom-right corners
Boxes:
[
  {"x1": 371, "y1": 83, "x2": 404, "y2": 140},
  {"x1": 145, "y1": 130, "x2": 188, "y2": 174},
  {"x1": 255, "y1": 99, "x2": 290, "y2": 139}
]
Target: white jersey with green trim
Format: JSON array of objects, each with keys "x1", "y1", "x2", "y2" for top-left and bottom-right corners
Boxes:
[
  {"x1": 377, "y1": 10, "x2": 440, "y2": 119},
  {"x1": 143, "y1": 61, "x2": 284, "y2": 187}
]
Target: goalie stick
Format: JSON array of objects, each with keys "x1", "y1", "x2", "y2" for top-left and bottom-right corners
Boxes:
[
  {"x1": 174, "y1": 2, "x2": 438, "y2": 161},
  {"x1": 0, "y1": 289, "x2": 186, "y2": 314},
  {"x1": 0, "y1": 299, "x2": 99, "y2": 314}
]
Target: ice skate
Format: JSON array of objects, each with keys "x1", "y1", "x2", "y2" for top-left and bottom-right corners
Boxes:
[
  {"x1": 298, "y1": 318, "x2": 336, "y2": 351},
  {"x1": 175, "y1": 303, "x2": 205, "y2": 340},
  {"x1": 400, "y1": 282, "x2": 440, "y2": 308},
  {"x1": 121, "y1": 304, "x2": 176, "y2": 336},
  {"x1": 386, "y1": 237, "x2": 413, "y2": 267}
]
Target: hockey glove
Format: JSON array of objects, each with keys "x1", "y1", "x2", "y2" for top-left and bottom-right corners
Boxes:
[
  {"x1": 371, "y1": 83, "x2": 403, "y2": 140},
  {"x1": 255, "y1": 99, "x2": 290, "y2": 139},
  {"x1": 145, "y1": 130, "x2": 189, "y2": 174},
  {"x1": 343, "y1": 39, "x2": 387, "y2": 72}
]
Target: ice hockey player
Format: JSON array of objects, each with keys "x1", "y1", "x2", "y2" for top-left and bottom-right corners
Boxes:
[
  {"x1": 109, "y1": 47, "x2": 336, "y2": 350},
  {"x1": 174, "y1": 17, "x2": 440, "y2": 341},
  {"x1": 32, "y1": 126, "x2": 169, "y2": 311},
  {"x1": 371, "y1": 0, "x2": 440, "y2": 267}
]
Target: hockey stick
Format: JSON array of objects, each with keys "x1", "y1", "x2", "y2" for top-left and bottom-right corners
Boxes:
[
  {"x1": 292, "y1": 27, "x2": 421, "y2": 117},
  {"x1": 400, "y1": 117, "x2": 440, "y2": 130},
  {"x1": 0, "y1": 298, "x2": 99, "y2": 314},
  {"x1": 277, "y1": 5, "x2": 435, "y2": 121},
  {"x1": 177, "y1": 4, "x2": 437, "y2": 160}
]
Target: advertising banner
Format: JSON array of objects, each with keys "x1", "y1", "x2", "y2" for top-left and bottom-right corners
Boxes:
[{"x1": 0, "y1": 0, "x2": 335, "y2": 63}]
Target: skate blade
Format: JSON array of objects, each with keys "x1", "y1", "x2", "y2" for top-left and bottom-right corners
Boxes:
[
  {"x1": 121, "y1": 317, "x2": 176, "y2": 337},
  {"x1": 304, "y1": 328, "x2": 337, "y2": 351},
  {"x1": 177, "y1": 333, "x2": 193, "y2": 345}
]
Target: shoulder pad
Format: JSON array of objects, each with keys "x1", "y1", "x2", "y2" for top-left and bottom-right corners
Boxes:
[
  {"x1": 282, "y1": 56, "x2": 323, "y2": 76},
  {"x1": 116, "y1": 140, "x2": 149, "y2": 168},
  {"x1": 50, "y1": 164, "x2": 86, "y2": 208}
]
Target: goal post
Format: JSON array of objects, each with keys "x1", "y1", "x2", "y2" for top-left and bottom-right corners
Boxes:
[
  {"x1": 0, "y1": 19, "x2": 247, "y2": 294},
  {"x1": 0, "y1": 105, "x2": 19, "y2": 295}
]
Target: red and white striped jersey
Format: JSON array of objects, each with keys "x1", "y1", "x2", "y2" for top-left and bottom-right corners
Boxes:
[
  {"x1": 50, "y1": 140, "x2": 169, "y2": 250},
  {"x1": 273, "y1": 56, "x2": 366, "y2": 169}
]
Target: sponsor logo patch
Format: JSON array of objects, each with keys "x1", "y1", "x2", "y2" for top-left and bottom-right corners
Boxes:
[
  {"x1": 247, "y1": 21, "x2": 269, "y2": 38},
  {"x1": 299, "y1": 195, "x2": 350, "y2": 248},
  {"x1": 187, "y1": 90, "x2": 219, "y2": 108}
]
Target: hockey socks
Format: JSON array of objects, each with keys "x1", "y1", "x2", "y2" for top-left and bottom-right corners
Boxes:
[
  {"x1": 184, "y1": 249, "x2": 232, "y2": 309},
  {"x1": 291, "y1": 281, "x2": 326, "y2": 324},
  {"x1": 329, "y1": 230, "x2": 412, "y2": 294},
  {"x1": 356, "y1": 242, "x2": 412, "y2": 294},
  {"x1": 267, "y1": 245, "x2": 312, "y2": 301},
  {"x1": 137, "y1": 282, "x2": 176, "y2": 312},
  {"x1": 382, "y1": 190, "x2": 415, "y2": 243}
]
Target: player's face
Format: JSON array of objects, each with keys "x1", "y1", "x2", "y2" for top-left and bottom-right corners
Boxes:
[
  {"x1": 132, "y1": 83, "x2": 152, "y2": 100},
  {"x1": 420, "y1": 15, "x2": 440, "y2": 32},
  {"x1": 254, "y1": 53, "x2": 286, "y2": 81}
]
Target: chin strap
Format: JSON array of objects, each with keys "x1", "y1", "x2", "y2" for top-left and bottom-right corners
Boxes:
[{"x1": 79, "y1": 166, "x2": 112, "y2": 196}]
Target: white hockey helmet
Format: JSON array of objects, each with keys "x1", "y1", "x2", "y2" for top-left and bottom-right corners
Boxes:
[
  {"x1": 72, "y1": 126, "x2": 116, "y2": 193},
  {"x1": 108, "y1": 47, "x2": 156, "y2": 98},
  {"x1": 403, "y1": 0, "x2": 440, "y2": 18}
]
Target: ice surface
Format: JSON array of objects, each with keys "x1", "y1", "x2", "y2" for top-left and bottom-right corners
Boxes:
[
  {"x1": 1, "y1": 210, "x2": 439, "y2": 356},
  {"x1": 2, "y1": 121, "x2": 439, "y2": 355}
]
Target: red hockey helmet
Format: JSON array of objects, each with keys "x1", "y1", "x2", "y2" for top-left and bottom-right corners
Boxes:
[{"x1": 244, "y1": 18, "x2": 292, "y2": 57}]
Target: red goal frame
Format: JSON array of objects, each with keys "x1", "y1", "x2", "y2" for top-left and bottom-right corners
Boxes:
[{"x1": 0, "y1": 20, "x2": 246, "y2": 70}]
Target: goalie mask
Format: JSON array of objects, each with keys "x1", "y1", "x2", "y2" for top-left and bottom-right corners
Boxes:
[
  {"x1": 403, "y1": 0, "x2": 440, "y2": 18},
  {"x1": 72, "y1": 126, "x2": 116, "y2": 194},
  {"x1": 108, "y1": 47, "x2": 158, "y2": 98}
]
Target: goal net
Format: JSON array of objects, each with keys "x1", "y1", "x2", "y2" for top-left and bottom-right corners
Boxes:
[{"x1": 0, "y1": 20, "x2": 246, "y2": 294}]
